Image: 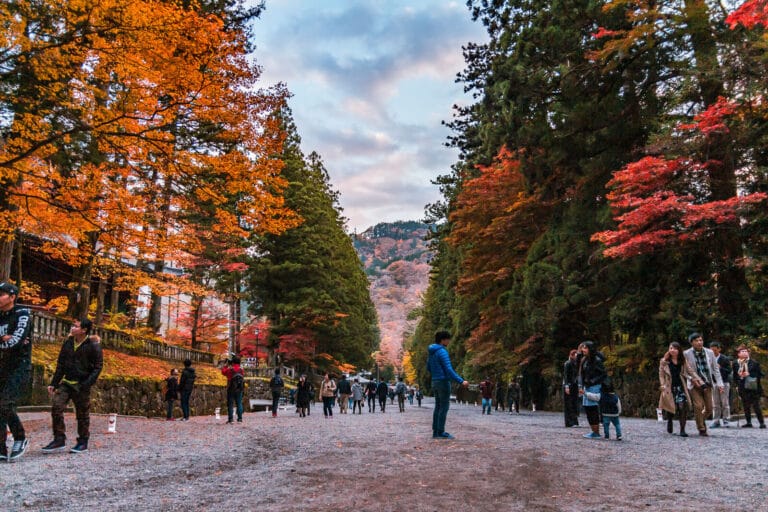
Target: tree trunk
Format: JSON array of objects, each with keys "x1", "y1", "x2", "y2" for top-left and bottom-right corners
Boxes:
[
  {"x1": 190, "y1": 296, "x2": 203, "y2": 350},
  {"x1": 95, "y1": 274, "x2": 107, "y2": 325},
  {"x1": 0, "y1": 236, "x2": 14, "y2": 283}
]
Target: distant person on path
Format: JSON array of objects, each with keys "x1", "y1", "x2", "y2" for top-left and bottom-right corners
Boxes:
[
  {"x1": 507, "y1": 379, "x2": 520, "y2": 414},
  {"x1": 320, "y1": 373, "x2": 337, "y2": 418},
  {"x1": 415, "y1": 385, "x2": 423, "y2": 407},
  {"x1": 376, "y1": 379, "x2": 389, "y2": 413},
  {"x1": 708, "y1": 341, "x2": 732, "y2": 428},
  {"x1": 659, "y1": 342, "x2": 694, "y2": 437},
  {"x1": 495, "y1": 380, "x2": 505, "y2": 412},
  {"x1": 337, "y1": 374, "x2": 352, "y2": 414},
  {"x1": 43, "y1": 318, "x2": 103, "y2": 454},
  {"x1": 733, "y1": 345, "x2": 765, "y2": 429},
  {"x1": 599, "y1": 381, "x2": 622, "y2": 440},
  {"x1": 395, "y1": 377, "x2": 407, "y2": 412},
  {"x1": 165, "y1": 369, "x2": 179, "y2": 421},
  {"x1": 563, "y1": 349, "x2": 580, "y2": 427},
  {"x1": 0, "y1": 282, "x2": 32, "y2": 461},
  {"x1": 179, "y1": 359, "x2": 196, "y2": 421},
  {"x1": 351, "y1": 378, "x2": 364, "y2": 414},
  {"x1": 221, "y1": 356, "x2": 245, "y2": 423},
  {"x1": 427, "y1": 331, "x2": 469, "y2": 439},
  {"x1": 578, "y1": 341, "x2": 607, "y2": 439},
  {"x1": 366, "y1": 380, "x2": 378, "y2": 412},
  {"x1": 682, "y1": 333, "x2": 724, "y2": 436},
  {"x1": 479, "y1": 377, "x2": 493, "y2": 415},
  {"x1": 269, "y1": 368, "x2": 285, "y2": 418},
  {"x1": 296, "y1": 374, "x2": 312, "y2": 418}
]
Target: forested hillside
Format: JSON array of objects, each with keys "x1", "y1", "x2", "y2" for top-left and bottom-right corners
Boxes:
[
  {"x1": 410, "y1": 0, "x2": 768, "y2": 407},
  {"x1": 354, "y1": 221, "x2": 432, "y2": 370}
]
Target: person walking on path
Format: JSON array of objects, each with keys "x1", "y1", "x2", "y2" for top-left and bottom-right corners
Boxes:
[
  {"x1": 415, "y1": 385, "x2": 423, "y2": 407},
  {"x1": 351, "y1": 378, "x2": 364, "y2": 414},
  {"x1": 427, "y1": 331, "x2": 469, "y2": 439},
  {"x1": 709, "y1": 341, "x2": 732, "y2": 428},
  {"x1": 507, "y1": 379, "x2": 520, "y2": 414},
  {"x1": 495, "y1": 380, "x2": 505, "y2": 412},
  {"x1": 320, "y1": 373, "x2": 337, "y2": 418},
  {"x1": 178, "y1": 359, "x2": 196, "y2": 421},
  {"x1": 395, "y1": 377, "x2": 407, "y2": 413},
  {"x1": 732, "y1": 345, "x2": 765, "y2": 429},
  {"x1": 600, "y1": 381, "x2": 623, "y2": 440},
  {"x1": 296, "y1": 374, "x2": 312, "y2": 418},
  {"x1": 269, "y1": 368, "x2": 285, "y2": 418},
  {"x1": 366, "y1": 380, "x2": 378, "y2": 413},
  {"x1": 563, "y1": 349, "x2": 580, "y2": 427},
  {"x1": 337, "y1": 374, "x2": 351, "y2": 414},
  {"x1": 221, "y1": 356, "x2": 245, "y2": 423},
  {"x1": 682, "y1": 333, "x2": 724, "y2": 436},
  {"x1": 43, "y1": 318, "x2": 103, "y2": 454},
  {"x1": 479, "y1": 377, "x2": 493, "y2": 415},
  {"x1": 659, "y1": 342, "x2": 695, "y2": 437},
  {"x1": 165, "y1": 369, "x2": 179, "y2": 421},
  {"x1": 376, "y1": 379, "x2": 389, "y2": 413},
  {"x1": 578, "y1": 341, "x2": 607, "y2": 439},
  {"x1": 0, "y1": 282, "x2": 33, "y2": 461}
]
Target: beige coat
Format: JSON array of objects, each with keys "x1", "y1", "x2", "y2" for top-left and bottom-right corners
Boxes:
[{"x1": 658, "y1": 358, "x2": 695, "y2": 414}]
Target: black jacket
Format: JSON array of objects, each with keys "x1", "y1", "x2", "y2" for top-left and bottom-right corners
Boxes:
[
  {"x1": 580, "y1": 356, "x2": 607, "y2": 388},
  {"x1": 337, "y1": 377, "x2": 352, "y2": 394},
  {"x1": 50, "y1": 335, "x2": 103, "y2": 389},
  {"x1": 0, "y1": 305, "x2": 33, "y2": 373},
  {"x1": 165, "y1": 376, "x2": 179, "y2": 401},
  {"x1": 179, "y1": 367, "x2": 196, "y2": 393},
  {"x1": 563, "y1": 358, "x2": 579, "y2": 387},
  {"x1": 376, "y1": 381, "x2": 389, "y2": 399},
  {"x1": 733, "y1": 359, "x2": 763, "y2": 394}
]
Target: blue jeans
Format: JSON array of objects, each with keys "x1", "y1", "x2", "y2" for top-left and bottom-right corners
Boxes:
[
  {"x1": 322, "y1": 396, "x2": 334, "y2": 417},
  {"x1": 271, "y1": 391, "x2": 281, "y2": 416},
  {"x1": 227, "y1": 391, "x2": 243, "y2": 421},
  {"x1": 180, "y1": 390, "x2": 192, "y2": 419},
  {"x1": 432, "y1": 380, "x2": 452, "y2": 434},
  {"x1": 603, "y1": 416, "x2": 622, "y2": 438},
  {"x1": 482, "y1": 398, "x2": 492, "y2": 414}
]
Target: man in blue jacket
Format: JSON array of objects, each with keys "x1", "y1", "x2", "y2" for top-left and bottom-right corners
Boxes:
[{"x1": 427, "y1": 331, "x2": 468, "y2": 439}]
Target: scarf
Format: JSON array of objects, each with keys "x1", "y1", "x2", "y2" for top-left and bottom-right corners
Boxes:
[{"x1": 737, "y1": 357, "x2": 749, "y2": 377}]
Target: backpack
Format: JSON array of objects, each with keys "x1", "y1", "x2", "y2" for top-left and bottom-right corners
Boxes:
[
  {"x1": 270, "y1": 374, "x2": 284, "y2": 391},
  {"x1": 396, "y1": 382, "x2": 406, "y2": 397},
  {"x1": 230, "y1": 373, "x2": 245, "y2": 394}
]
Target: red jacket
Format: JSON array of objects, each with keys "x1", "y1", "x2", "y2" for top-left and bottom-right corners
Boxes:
[
  {"x1": 480, "y1": 380, "x2": 494, "y2": 399},
  {"x1": 221, "y1": 364, "x2": 244, "y2": 382}
]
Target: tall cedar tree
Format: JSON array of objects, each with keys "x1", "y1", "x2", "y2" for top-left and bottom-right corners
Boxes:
[{"x1": 245, "y1": 111, "x2": 378, "y2": 372}]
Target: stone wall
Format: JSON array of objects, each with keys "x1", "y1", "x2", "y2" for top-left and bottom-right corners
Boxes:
[{"x1": 24, "y1": 366, "x2": 285, "y2": 418}]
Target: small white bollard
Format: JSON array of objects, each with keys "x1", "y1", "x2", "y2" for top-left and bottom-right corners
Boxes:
[
  {"x1": 532, "y1": 404, "x2": 536, "y2": 412},
  {"x1": 107, "y1": 413, "x2": 117, "y2": 433},
  {"x1": 214, "y1": 407, "x2": 221, "y2": 420},
  {"x1": 656, "y1": 408, "x2": 664, "y2": 422}
]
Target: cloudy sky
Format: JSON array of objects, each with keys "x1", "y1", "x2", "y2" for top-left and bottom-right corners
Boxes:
[{"x1": 249, "y1": 1, "x2": 487, "y2": 232}]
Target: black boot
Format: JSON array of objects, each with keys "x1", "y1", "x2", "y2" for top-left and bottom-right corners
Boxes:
[{"x1": 667, "y1": 417, "x2": 673, "y2": 434}]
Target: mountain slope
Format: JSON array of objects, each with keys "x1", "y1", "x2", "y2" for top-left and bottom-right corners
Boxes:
[{"x1": 354, "y1": 221, "x2": 432, "y2": 368}]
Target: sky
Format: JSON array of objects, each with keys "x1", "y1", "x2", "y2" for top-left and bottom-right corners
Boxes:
[{"x1": 249, "y1": 1, "x2": 488, "y2": 233}]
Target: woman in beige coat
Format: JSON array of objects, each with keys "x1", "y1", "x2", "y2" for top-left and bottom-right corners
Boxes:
[{"x1": 659, "y1": 341, "x2": 696, "y2": 437}]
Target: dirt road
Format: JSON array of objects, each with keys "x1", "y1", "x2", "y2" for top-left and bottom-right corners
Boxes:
[{"x1": 2, "y1": 400, "x2": 765, "y2": 511}]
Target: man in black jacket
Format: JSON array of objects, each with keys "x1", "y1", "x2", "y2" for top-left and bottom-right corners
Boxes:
[
  {"x1": 179, "y1": 359, "x2": 196, "y2": 421},
  {"x1": 43, "y1": 318, "x2": 103, "y2": 454},
  {"x1": 563, "y1": 349, "x2": 580, "y2": 427},
  {"x1": 0, "y1": 282, "x2": 32, "y2": 461}
]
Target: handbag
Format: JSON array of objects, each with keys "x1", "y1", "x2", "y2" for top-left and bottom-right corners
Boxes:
[{"x1": 744, "y1": 376, "x2": 759, "y2": 391}]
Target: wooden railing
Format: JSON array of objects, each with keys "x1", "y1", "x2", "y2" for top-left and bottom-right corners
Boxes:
[{"x1": 30, "y1": 310, "x2": 215, "y2": 364}]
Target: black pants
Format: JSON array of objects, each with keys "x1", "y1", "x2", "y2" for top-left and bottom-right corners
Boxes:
[
  {"x1": 52, "y1": 384, "x2": 92, "y2": 441},
  {"x1": 741, "y1": 390, "x2": 765, "y2": 426},
  {"x1": 378, "y1": 396, "x2": 387, "y2": 412},
  {"x1": 367, "y1": 395, "x2": 376, "y2": 412},
  {"x1": 0, "y1": 367, "x2": 29, "y2": 441},
  {"x1": 564, "y1": 388, "x2": 580, "y2": 426},
  {"x1": 271, "y1": 391, "x2": 281, "y2": 415},
  {"x1": 585, "y1": 405, "x2": 601, "y2": 426}
]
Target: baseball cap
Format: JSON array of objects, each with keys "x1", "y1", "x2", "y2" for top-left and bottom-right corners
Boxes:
[{"x1": 0, "y1": 282, "x2": 19, "y2": 296}]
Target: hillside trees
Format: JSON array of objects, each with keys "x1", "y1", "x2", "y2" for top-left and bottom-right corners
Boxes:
[
  {"x1": 0, "y1": 0, "x2": 295, "y2": 327},
  {"x1": 245, "y1": 112, "x2": 379, "y2": 372}
]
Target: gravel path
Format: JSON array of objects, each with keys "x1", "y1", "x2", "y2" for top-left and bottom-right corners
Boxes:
[{"x1": 1, "y1": 400, "x2": 766, "y2": 511}]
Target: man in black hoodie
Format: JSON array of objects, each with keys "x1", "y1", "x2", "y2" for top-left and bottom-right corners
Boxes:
[
  {"x1": 43, "y1": 318, "x2": 103, "y2": 454},
  {"x1": 179, "y1": 359, "x2": 196, "y2": 421},
  {"x1": 0, "y1": 282, "x2": 32, "y2": 461}
]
